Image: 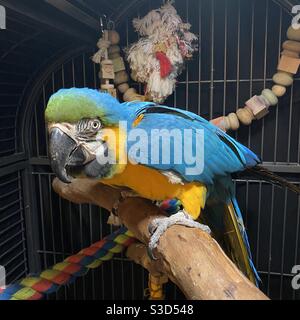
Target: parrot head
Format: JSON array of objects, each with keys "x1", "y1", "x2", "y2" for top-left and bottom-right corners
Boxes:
[{"x1": 45, "y1": 88, "x2": 129, "y2": 183}]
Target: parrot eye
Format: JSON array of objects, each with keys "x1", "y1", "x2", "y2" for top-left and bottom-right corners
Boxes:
[
  {"x1": 91, "y1": 119, "x2": 101, "y2": 130},
  {"x1": 76, "y1": 118, "x2": 102, "y2": 137}
]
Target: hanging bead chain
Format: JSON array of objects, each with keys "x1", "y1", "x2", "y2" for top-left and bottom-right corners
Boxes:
[
  {"x1": 93, "y1": 25, "x2": 147, "y2": 102},
  {"x1": 210, "y1": 25, "x2": 300, "y2": 132}
]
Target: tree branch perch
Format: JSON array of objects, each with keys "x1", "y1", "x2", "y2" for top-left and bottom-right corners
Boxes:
[{"x1": 53, "y1": 178, "x2": 269, "y2": 300}]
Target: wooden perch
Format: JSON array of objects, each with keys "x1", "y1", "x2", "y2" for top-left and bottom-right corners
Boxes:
[
  {"x1": 126, "y1": 243, "x2": 164, "y2": 277},
  {"x1": 53, "y1": 178, "x2": 269, "y2": 300}
]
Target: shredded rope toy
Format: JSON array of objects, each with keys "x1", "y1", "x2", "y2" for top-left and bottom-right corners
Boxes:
[{"x1": 126, "y1": 1, "x2": 198, "y2": 103}]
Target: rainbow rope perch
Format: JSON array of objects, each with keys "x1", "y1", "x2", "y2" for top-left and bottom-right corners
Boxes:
[
  {"x1": 0, "y1": 199, "x2": 179, "y2": 300},
  {"x1": 0, "y1": 227, "x2": 135, "y2": 300}
]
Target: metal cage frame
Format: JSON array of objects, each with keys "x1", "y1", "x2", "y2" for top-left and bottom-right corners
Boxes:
[{"x1": 0, "y1": 0, "x2": 299, "y2": 300}]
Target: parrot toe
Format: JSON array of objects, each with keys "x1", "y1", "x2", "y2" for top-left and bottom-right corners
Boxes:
[{"x1": 148, "y1": 210, "x2": 211, "y2": 259}]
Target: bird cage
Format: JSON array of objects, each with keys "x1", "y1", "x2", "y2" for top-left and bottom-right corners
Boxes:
[{"x1": 0, "y1": 0, "x2": 299, "y2": 300}]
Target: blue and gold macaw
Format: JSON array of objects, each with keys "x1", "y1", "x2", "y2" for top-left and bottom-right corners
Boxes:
[{"x1": 45, "y1": 88, "x2": 300, "y2": 285}]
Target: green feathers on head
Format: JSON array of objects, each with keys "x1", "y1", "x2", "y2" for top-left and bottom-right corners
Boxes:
[{"x1": 45, "y1": 88, "x2": 122, "y2": 125}]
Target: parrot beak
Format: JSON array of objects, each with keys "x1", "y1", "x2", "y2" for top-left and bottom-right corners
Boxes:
[{"x1": 49, "y1": 127, "x2": 86, "y2": 184}]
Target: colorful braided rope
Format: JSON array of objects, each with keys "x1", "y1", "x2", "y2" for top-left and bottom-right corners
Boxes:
[
  {"x1": 0, "y1": 227, "x2": 135, "y2": 300},
  {"x1": 0, "y1": 199, "x2": 180, "y2": 300}
]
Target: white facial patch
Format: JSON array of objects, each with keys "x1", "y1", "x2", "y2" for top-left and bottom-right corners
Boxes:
[{"x1": 49, "y1": 123, "x2": 107, "y2": 164}]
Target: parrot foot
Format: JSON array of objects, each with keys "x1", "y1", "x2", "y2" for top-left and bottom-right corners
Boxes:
[{"x1": 148, "y1": 210, "x2": 211, "y2": 259}]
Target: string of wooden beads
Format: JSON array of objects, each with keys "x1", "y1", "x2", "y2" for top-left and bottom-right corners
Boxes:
[
  {"x1": 211, "y1": 25, "x2": 300, "y2": 132},
  {"x1": 93, "y1": 30, "x2": 117, "y2": 97},
  {"x1": 93, "y1": 29, "x2": 146, "y2": 102}
]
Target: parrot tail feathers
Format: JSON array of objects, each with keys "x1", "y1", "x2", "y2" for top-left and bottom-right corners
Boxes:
[
  {"x1": 225, "y1": 197, "x2": 260, "y2": 286},
  {"x1": 247, "y1": 166, "x2": 300, "y2": 195}
]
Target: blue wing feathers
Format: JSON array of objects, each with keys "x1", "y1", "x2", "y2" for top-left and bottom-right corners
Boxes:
[{"x1": 128, "y1": 103, "x2": 260, "y2": 184}]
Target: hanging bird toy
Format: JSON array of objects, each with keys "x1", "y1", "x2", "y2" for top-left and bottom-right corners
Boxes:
[{"x1": 126, "y1": 1, "x2": 198, "y2": 103}]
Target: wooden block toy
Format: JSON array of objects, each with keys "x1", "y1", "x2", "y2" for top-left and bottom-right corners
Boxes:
[
  {"x1": 245, "y1": 95, "x2": 269, "y2": 120},
  {"x1": 236, "y1": 107, "x2": 254, "y2": 125},
  {"x1": 118, "y1": 83, "x2": 130, "y2": 94},
  {"x1": 277, "y1": 55, "x2": 300, "y2": 74},
  {"x1": 108, "y1": 45, "x2": 121, "y2": 59},
  {"x1": 112, "y1": 56, "x2": 126, "y2": 73},
  {"x1": 100, "y1": 83, "x2": 117, "y2": 98},
  {"x1": 123, "y1": 88, "x2": 137, "y2": 101},
  {"x1": 281, "y1": 49, "x2": 299, "y2": 58},
  {"x1": 101, "y1": 83, "x2": 115, "y2": 90},
  {"x1": 108, "y1": 31, "x2": 120, "y2": 45},
  {"x1": 108, "y1": 45, "x2": 121, "y2": 55},
  {"x1": 114, "y1": 70, "x2": 129, "y2": 85},
  {"x1": 210, "y1": 116, "x2": 229, "y2": 132},
  {"x1": 100, "y1": 59, "x2": 115, "y2": 79},
  {"x1": 126, "y1": 94, "x2": 146, "y2": 102},
  {"x1": 227, "y1": 113, "x2": 240, "y2": 131},
  {"x1": 282, "y1": 40, "x2": 300, "y2": 54},
  {"x1": 273, "y1": 71, "x2": 293, "y2": 87},
  {"x1": 107, "y1": 88, "x2": 117, "y2": 98},
  {"x1": 272, "y1": 85, "x2": 286, "y2": 97},
  {"x1": 261, "y1": 89, "x2": 278, "y2": 106},
  {"x1": 109, "y1": 52, "x2": 121, "y2": 59},
  {"x1": 287, "y1": 26, "x2": 300, "y2": 42}
]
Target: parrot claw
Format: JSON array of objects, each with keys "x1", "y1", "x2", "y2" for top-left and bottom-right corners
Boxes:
[{"x1": 148, "y1": 210, "x2": 211, "y2": 259}]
